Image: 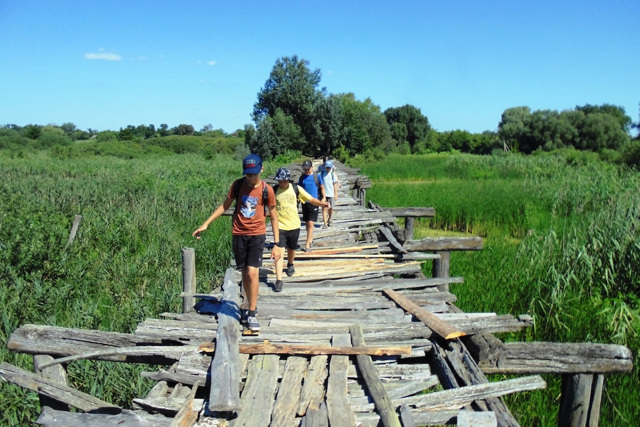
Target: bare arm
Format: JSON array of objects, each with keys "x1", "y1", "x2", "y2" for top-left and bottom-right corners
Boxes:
[
  {"x1": 310, "y1": 197, "x2": 330, "y2": 208},
  {"x1": 192, "y1": 196, "x2": 234, "y2": 239},
  {"x1": 268, "y1": 205, "x2": 282, "y2": 261}
]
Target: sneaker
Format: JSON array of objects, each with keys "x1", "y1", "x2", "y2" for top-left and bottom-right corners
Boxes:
[
  {"x1": 247, "y1": 315, "x2": 260, "y2": 332},
  {"x1": 274, "y1": 280, "x2": 284, "y2": 292},
  {"x1": 328, "y1": 220, "x2": 333, "y2": 227},
  {"x1": 286, "y1": 264, "x2": 295, "y2": 277},
  {"x1": 322, "y1": 224, "x2": 328, "y2": 229},
  {"x1": 241, "y1": 309, "x2": 258, "y2": 325}
]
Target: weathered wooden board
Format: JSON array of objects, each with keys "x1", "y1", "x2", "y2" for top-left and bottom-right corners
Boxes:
[
  {"x1": 403, "y1": 236, "x2": 484, "y2": 251},
  {"x1": 234, "y1": 355, "x2": 280, "y2": 427},
  {"x1": 271, "y1": 356, "x2": 308, "y2": 426},
  {"x1": 325, "y1": 334, "x2": 356, "y2": 426},
  {"x1": 480, "y1": 341, "x2": 634, "y2": 374},
  {"x1": 297, "y1": 355, "x2": 328, "y2": 416},
  {"x1": 36, "y1": 407, "x2": 172, "y2": 427},
  {"x1": 208, "y1": 269, "x2": 242, "y2": 412},
  {"x1": 0, "y1": 362, "x2": 119, "y2": 413},
  {"x1": 350, "y1": 324, "x2": 401, "y2": 427}
]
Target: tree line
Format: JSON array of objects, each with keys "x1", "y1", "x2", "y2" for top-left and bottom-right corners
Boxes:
[{"x1": 2, "y1": 55, "x2": 639, "y2": 163}]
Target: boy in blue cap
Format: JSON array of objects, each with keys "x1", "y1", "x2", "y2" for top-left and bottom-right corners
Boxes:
[{"x1": 192, "y1": 154, "x2": 281, "y2": 332}]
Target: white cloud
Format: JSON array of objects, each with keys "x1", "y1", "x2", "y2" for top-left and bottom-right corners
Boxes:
[
  {"x1": 84, "y1": 49, "x2": 121, "y2": 61},
  {"x1": 207, "y1": 60, "x2": 216, "y2": 66}
]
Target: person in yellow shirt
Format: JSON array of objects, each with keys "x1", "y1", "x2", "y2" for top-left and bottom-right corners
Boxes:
[{"x1": 272, "y1": 167, "x2": 329, "y2": 292}]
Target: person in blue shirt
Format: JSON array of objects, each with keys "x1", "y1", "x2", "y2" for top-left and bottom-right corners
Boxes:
[{"x1": 297, "y1": 160, "x2": 325, "y2": 251}]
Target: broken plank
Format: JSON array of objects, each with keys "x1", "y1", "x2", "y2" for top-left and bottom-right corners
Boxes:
[
  {"x1": 235, "y1": 355, "x2": 280, "y2": 427},
  {"x1": 271, "y1": 356, "x2": 308, "y2": 426},
  {"x1": 384, "y1": 289, "x2": 466, "y2": 340},
  {"x1": 297, "y1": 355, "x2": 328, "y2": 416},
  {"x1": 0, "y1": 362, "x2": 119, "y2": 413},
  {"x1": 326, "y1": 334, "x2": 356, "y2": 426},
  {"x1": 350, "y1": 324, "x2": 401, "y2": 427}
]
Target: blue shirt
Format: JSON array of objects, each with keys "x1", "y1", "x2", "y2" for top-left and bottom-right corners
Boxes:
[{"x1": 298, "y1": 172, "x2": 324, "y2": 202}]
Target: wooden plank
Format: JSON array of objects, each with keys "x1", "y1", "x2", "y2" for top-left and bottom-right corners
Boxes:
[
  {"x1": 480, "y1": 342, "x2": 633, "y2": 374},
  {"x1": 326, "y1": 334, "x2": 356, "y2": 426},
  {"x1": 271, "y1": 356, "x2": 308, "y2": 426},
  {"x1": 234, "y1": 355, "x2": 280, "y2": 427},
  {"x1": 457, "y1": 410, "x2": 497, "y2": 427},
  {"x1": 198, "y1": 341, "x2": 411, "y2": 356},
  {"x1": 34, "y1": 354, "x2": 69, "y2": 411},
  {"x1": 297, "y1": 355, "x2": 328, "y2": 416},
  {"x1": 8, "y1": 324, "x2": 165, "y2": 360},
  {"x1": 404, "y1": 236, "x2": 483, "y2": 251},
  {"x1": 410, "y1": 375, "x2": 546, "y2": 410},
  {"x1": 383, "y1": 289, "x2": 466, "y2": 340},
  {"x1": 208, "y1": 268, "x2": 242, "y2": 412},
  {"x1": 170, "y1": 381, "x2": 199, "y2": 427},
  {"x1": 350, "y1": 323, "x2": 401, "y2": 427},
  {"x1": 0, "y1": 362, "x2": 119, "y2": 413},
  {"x1": 385, "y1": 207, "x2": 436, "y2": 218},
  {"x1": 301, "y1": 400, "x2": 329, "y2": 427},
  {"x1": 37, "y1": 407, "x2": 172, "y2": 427}
]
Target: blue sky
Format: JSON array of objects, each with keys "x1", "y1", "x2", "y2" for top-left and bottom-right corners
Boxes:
[{"x1": 1, "y1": 0, "x2": 638, "y2": 134}]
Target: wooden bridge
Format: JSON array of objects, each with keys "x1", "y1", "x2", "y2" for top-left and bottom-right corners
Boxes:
[{"x1": 0, "y1": 160, "x2": 633, "y2": 426}]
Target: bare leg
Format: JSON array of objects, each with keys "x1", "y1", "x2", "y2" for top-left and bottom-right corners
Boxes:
[
  {"x1": 275, "y1": 254, "x2": 284, "y2": 281},
  {"x1": 305, "y1": 220, "x2": 314, "y2": 249},
  {"x1": 242, "y1": 266, "x2": 260, "y2": 311},
  {"x1": 322, "y1": 207, "x2": 328, "y2": 226},
  {"x1": 288, "y1": 248, "x2": 295, "y2": 265}
]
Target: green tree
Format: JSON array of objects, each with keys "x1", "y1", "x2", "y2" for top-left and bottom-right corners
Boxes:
[
  {"x1": 384, "y1": 105, "x2": 430, "y2": 148},
  {"x1": 576, "y1": 103, "x2": 632, "y2": 134},
  {"x1": 248, "y1": 116, "x2": 282, "y2": 159},
  {"x1": 339, "y1": 93, "x2": 393, "y2": 155},
  {"x1": 252, "y1": 55, "x2": 324, "y2": 155},
  {"x1": 498, "y1": 106, "x2": 532, "y2": 153}
]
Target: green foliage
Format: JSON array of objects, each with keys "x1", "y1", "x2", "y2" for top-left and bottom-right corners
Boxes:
[
  {"x1": 361, "y1": 152, "x2": 640, "y2": 425},
  {"x1": 0, "y1": 152, "x2": 274, "y2": 423},
  {"x1": 384, "y1": 104, "x2": 430, "y2": 148},
  {"x1": 499, "y1": 104, "x2": 632, "y2": 154}
]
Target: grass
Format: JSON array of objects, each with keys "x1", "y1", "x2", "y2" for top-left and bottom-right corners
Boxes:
[
  {"x1": 0, "y1": 151, "x2": 277, "y2": 424},
  {"x1": 360, "y1": 152, "x2": 640, "y2": 426}
]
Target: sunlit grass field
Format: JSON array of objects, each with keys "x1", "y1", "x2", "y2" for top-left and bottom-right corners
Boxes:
[
  {"x1": 361, "y1": 153, "x2": 640, "y2": 426},
  {"x1": 1, "y1": 149, "x2": 638, "y2": 425},
  {"x1": 0, "y1": 151, "x2": 280, "y2": 424}
]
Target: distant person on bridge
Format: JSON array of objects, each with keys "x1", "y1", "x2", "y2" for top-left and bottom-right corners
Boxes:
[
  {"x1": 272, "y1": 167, "x2": 329, "y2": 292},
  {"x1": 297, "y1": 159, "x2": 326, "y2": 252},
  {"x1": 192, "y1": 154, "x2": 281, "y2": 333},
  {"x1": 319, "y1": 159, "x2": 338, "y2": 228}
]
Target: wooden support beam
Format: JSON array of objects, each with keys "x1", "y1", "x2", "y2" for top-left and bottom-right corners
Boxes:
[
  {"x1": 383, "y1": 289, "x2": 466, "y2": 340},
  {"x1": 404, "y1": 236, "x2": 483, "y2": 251},
  {"x1": 350, "y1": 324, "x2": 401, "y2": 427},
  {"x1": 208, "y1": 268, "x2": 242, "y2": 412},
  {"x1": 181, "y1": 247, "x2": 196, "y2": 314},
  {"x1": 33, "y1": 355, "x2": 69, "y2": 412},
  {"x1": 558, "y1": 373, "x2": 604, "y2": 427},
  {"x1": 385, "y1": 207, "x2": 436, "y2": 218}
]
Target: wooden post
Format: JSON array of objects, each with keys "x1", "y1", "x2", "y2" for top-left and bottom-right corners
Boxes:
[
  {"x1": 65, "y1": 215, "x2": 82, "y2": 248},
  {"x1": 558, "y1": 373, "x2": 604, "y2": 427},
  {"x1": 33, "y1": 355, "x2": 69, "y2": 411},
  {"x1": 361, "y1": 188, "x2": 367, "y2": 207},
  {"x1": 432, "y1": 251, "x2": 450, "y2": 291},
  {"x1": 404, "y1": 217, "x2": 415, "y2": 241},
  {"x1": 181, "y1": 247, "x2": 195, "y2": 314}
]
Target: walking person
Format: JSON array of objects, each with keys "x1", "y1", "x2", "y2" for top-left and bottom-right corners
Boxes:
[
  {"x1": 320, "y1": 159, "x2": 338, "y2": 228},
  {"x1": 192, "y1": 154, "x2": 281, "y2": 333},
  {"x1": 297, "y1": 160, "x2": 325, "y2": 251},
  {"x1": 318, "y1": 156, "x2": 342, "y2": 190},
  {"x1": 272, "y1": 167, "x2": 329, "y2": 292}
]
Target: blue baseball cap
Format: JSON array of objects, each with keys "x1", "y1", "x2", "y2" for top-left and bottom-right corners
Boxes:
[
  {"x1": 275, "y1": 168, "x2": 291, "y2": 181},
  {"x1": 325, "y1": 160, "x2": 334, "y2": 168},
  {"x1": 242, "y1": 154, "x2": 262, "y2": 174}
]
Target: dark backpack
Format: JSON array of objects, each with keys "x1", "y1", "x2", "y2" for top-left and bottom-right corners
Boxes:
[{"x1": 232, "y1": 177, "x2": 269, "y2": 215}]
